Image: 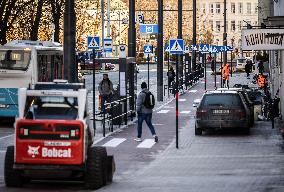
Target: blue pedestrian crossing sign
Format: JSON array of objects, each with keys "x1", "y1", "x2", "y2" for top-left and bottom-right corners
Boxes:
[
  {"x1": 164, "y1": 43, "x2": 170, "y2": 52},
  {"x1": 191, "y1": 44, "x2": 199, "y2": 51},
  {"x1": 200, "y1": 44, "x2": 210, "y2": 53},
  {"x1": 144, "y1": 45, "x2": 153, "y2": 57},
  {"x1": 169, "y1": 39, "x2": 184, "y2": 55},
  {"x1": 87, "y1": 36, "x2": 100, "y2": 49}
]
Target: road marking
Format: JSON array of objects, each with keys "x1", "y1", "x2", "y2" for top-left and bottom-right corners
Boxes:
[
  {"x1": 157, "y1": 110, "x2": 170, "y2": 114},
  {"x1": 152, "y1": 124, "x2": 164, "y2": 126},
  {"x1": 0, "y1": 134, "x2": 14, "y2": 141},
  {"x1": 0, "y1": 150, "x2": 6, "y2": 153},
  {"x1": 102, "y1": 138, "x2": 126, "y2": 147},
  {"x1": 188, "y1": 90, "x2": 197, "y2": 93},
  {"x1": 179, "y1": 99, "x2": 186, "y2": 102},
  {"x1": 163, "y1": 106, "x2": 174, "y2": 109},
  {"x1": 180, "y1": 111, "x2": 191, "y2": 114},
  {"x1": 137, "y1": 139, "x2": 155, "y2": 149}
]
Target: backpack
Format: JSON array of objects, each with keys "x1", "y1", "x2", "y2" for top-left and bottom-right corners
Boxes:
[{"x1": 143, "y1": 91, "x2": 155, "y2": 109}]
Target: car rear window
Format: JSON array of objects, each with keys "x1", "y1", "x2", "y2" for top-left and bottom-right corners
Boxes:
[{"x1": 202, "y1": 94, "x2": 242, "y2": 107}]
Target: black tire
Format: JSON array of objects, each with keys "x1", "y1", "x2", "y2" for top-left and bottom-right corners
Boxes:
[
  {"x1": 195, "y1": 125, "x2": 202, "y2": 136},
  {"x1": 5, "y1": 146, "x2": 23, "y2": 187},
  {"x1": 84, "y1": 146, "x2": 107, "y2": 189},
  {"x1": 106, "y1": 156, "x2": 115, "y2": 183}
]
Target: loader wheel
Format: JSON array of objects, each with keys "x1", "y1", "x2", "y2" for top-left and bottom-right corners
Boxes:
[
  {"x1": 5, "y1": 146, "x2": 23, "y2": 187},
  {"x1": 195, "y1": 125, "x2": 202, "y2": 136},
  {"x1": 85, "y1": 146, "x2": 107, "y2": 189}
]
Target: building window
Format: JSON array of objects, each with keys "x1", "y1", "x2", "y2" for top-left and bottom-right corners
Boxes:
[
  {"x1": 238, "y1": 3, "x2": 243, "y2": 14},
  {"x1": 201, "y1": 3, "x2": 206, "y2": 14},
  {"x1": 216, "y1": 3, "x2": 221, "y2": 14},
  {"x1": 255, "y1": 3, "x2": 258, "y2": 14},
  {"x1": 209, "y1": 3, "x2": 214, "y2": 14},
  {"x1": 216, "y1": 21, "x2": 221, "y2": 32},
  {"x1": 231, "y1": 21, "x2": 235, "y2": 31},
  {"x1": 231, "y1": 3, "x2": 235, "y2": 14},
  {"x1": 238, "y1": 21, "x2": 242, "y2": 30},
  {"x1": 209, "y1": 20, "x2": 213, "y2": 30},
  {"x1": 247, "y1": 3, "x2": 251, "y2": 14}
]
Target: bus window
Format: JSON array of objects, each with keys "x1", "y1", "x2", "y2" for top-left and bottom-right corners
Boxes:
[{"x1": 37, "y1": 51, "x2": 63, "y2": 82}]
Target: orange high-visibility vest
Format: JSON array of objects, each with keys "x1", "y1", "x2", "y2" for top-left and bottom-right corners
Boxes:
[
  {"x1": 222, "y1": 64, "x2": 230, "y2": 80},
  {"x1": 257, "y1": 75, "x2": 266, "y2": 88}
]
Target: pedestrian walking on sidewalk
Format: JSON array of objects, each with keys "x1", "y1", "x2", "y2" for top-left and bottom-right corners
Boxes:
[
  {"x1": 245, "y1": 59, "x2": 253, "y2": 78},
  {"x1": 167, "y1": 66, "x2": 175, "y2": 88},
  {"x1": 211, "y1": 57, "x2": 216, "y2": 75},
  {"x1": 258, "y1": 60, "x2": 264, "y2": 74},
  {"x1": 98, "y1": 74, "x2": 114, "y2": 113},
  {"x1": 134, "y1": 82, "x2": 158, "y2": 142}
]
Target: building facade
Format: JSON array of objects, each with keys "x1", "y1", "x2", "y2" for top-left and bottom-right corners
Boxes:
[{"x1": 198, "y1": 0, "x2": 259, "y2": 50}]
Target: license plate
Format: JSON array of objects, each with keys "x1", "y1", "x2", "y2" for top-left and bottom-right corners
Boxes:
[{"x1": 213, "y1": 110, "x2": 230, "y2": 114}]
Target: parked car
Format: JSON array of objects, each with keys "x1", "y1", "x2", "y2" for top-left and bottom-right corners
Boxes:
[
  {"x1": 195, "y1": 90, "x2": 250, "y2": 135},
  {"x1": 217, "y1": 88, "x2": 255, "y2": 127},
  {"x1": 79, "y1": 60, "x2": 102, "y2": 70},
  {"x1": 105, "y1": 63, "x2": 116, "y2": 70}
]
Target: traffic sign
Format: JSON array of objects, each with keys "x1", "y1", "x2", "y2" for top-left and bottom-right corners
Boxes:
[
  {"x1": 103, "y1": 38, "x2": 112, "y2": 53},
  {"x1": 136, "y1": 13, "x2": 144, "y2": 24},
  {"x1": 169, "y1": 39, "x2": 184, "y2": 55},
  {"x1": 226, "y1": 45, "x2": 234, "y2": 51},
  {"x1": 119, "y1": 44, "x2": 127, "y2": 58},
  {"x1": 184, "y1": 46, "x2": 190, "y2": 53},
  {"x1": 191, "y1": 44, "x2": 199, "y2": 51},
  {"x1": 144, "y1": 45, "x2": 153, "y2": 57},
  {"x1": 210, "y1": 45, "x2": 219, "y2": 53},
  {"x1": 140, "y1": 24, "x2": 158, "y2": 34},
  {"x1": 87, "y1": 36, "x2": 100, "y2": 49},
  {"x1": 165, "y1": 43, "x2": 170, "y2": 52},
  {"x1": 200, "y1": 44, "x2": 210, "y2": 53}
]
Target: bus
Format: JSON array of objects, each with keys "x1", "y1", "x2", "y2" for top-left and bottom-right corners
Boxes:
[{"x1": 0, "y1": 40, "x2": 64, "y2": 119}]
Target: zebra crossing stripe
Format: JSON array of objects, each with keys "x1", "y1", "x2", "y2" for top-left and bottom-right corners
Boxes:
[
  {"x1": 188, "y1": 90, "x2": 197, "y2": 93},
  {"x1": 102, "y1": 138, "x2": 126, "y2": 148},
  {"x1": 179, "y1": 99, "x2": 187, "y2": 102},
  {"x1": 157, "y1": 110, "x2": 170, "y2": 114},
  {"x1": 137, "y1": 139, "x2": 156, "y2": 149},
  {"x1": 180, "y1": 111, "x2": 191, "y2": 114}
]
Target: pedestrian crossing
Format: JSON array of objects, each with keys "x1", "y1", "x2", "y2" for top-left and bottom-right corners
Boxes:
[{"x1": 99, "y1": 138, "x2": 157, "y2": 149}]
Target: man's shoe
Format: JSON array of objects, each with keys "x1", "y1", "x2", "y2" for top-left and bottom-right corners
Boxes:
[
  {"x1": 134, "y1": 138, "x2": 142, "y2": 142},
  {"x1": 154, "y1": 135, "x2": 158, "y2": 143}
]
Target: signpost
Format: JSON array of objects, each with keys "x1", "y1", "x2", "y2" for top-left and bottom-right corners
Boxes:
[
  {"x1": 169, "y1": 39, "x2": 184, "y2": 149},
  {"x1": 88, "y1": 36, "x2": 100, "y2": 134},
  {"x1": 140, "y1": 24, "x2": 158, "y2": 34},
  {"x1": 144, "y1": 45, "x2": 153, "y2": 87}
]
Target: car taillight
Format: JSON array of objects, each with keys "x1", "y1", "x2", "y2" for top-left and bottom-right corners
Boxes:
[
  {"x1": 236, "y1": 110, "x2": 246, "y2": 118},
  {"x1": 196, "y1": 109, "x2": 207, "y2": 118},
  {"x1": 20, "y1": 128, "x2": 29, "y2": 136}
]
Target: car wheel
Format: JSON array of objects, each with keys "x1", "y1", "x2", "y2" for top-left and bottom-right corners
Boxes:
[
  {"x1": 5, "y1": 146, "x2": 24, "y2": 187},
  {"x1": 85, "y1": 146, "x2": 107, "y2": 189},
  {"x1": 195, "y1": 125, "x2": 202, "y2": 136}
]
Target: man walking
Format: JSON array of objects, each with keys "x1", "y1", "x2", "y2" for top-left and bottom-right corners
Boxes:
[
  {"x1": 222, "y1": 63, "x2": 230, "y2": 88},
  {"x1": 245, "y1": 59, "x2": 253, "y2": 79},
  {"x1": 258, "y1": 60, "x2": 264, "y2": 74},
  {"x1": 98, "y1": 74, "x2": 114, "y2": 113},
  {"x1": 135, "y1": 82, "x2": 158, "y2": 142}
]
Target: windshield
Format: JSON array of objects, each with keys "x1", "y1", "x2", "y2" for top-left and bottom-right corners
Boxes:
[
  {"x1": 0, "y1": 49, "x2": 31, "y2": 70},
  {"x1": 25, "y1": 95, "x2": 78, "y2": 120}
]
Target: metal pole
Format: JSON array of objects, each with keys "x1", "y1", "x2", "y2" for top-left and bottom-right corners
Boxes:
[
  {"x1": 178, "y1": 0, "x2": 183, "y2": 79},
  {"x1": 204, "y1": 53, "x2": 207, "y2": 90},
  {"x1": 92, "y1": 49, "x2": 96, "y2": 134},
  {"x1": 230, "y1": 51, "x2": 233, "y2": 77},
  {"x1": 63, "y1": 0, "x2": 76, "y2": 83},
  {"x1": 102, "y1": 0, "x2": 105, "y2": 50},
  {"x1": 128, "y1": 0, "x2": 136, "y2": 58},
  {"x1": 168, "y1": 52, "x2": 170, "y2": 97},
  {"x1": 214, "y1": 53, "x2": 217, "y2": 89},
  {"x1": 223, "y1": 0, "x2": 227, "y2": 65},
  {"x1": 175, "y1": 55, "x2": 179, "y2": 149},
  {"x1": 107, "y1": 0, "x2": 111, "y2": 37},
  {"x1": 221, "y1": 52, "x2": 223, "y2": 88},
  {"x1": 192, "y1": 0, "x2": 197, "y2": 72},
  {"x1": 147, "y1": 54, "x2": 150, "y2": 87},
  {"x1": 157, "y1": 0, "x2": 164, "y2": 101}
]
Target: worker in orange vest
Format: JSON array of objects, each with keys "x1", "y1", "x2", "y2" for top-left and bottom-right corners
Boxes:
[
  {"x1": 257, "y1": 74, "x2": 267, "y2": 89},
  {"x1": 222, "y1": 63, "x2": 230, "y2": 88}
]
